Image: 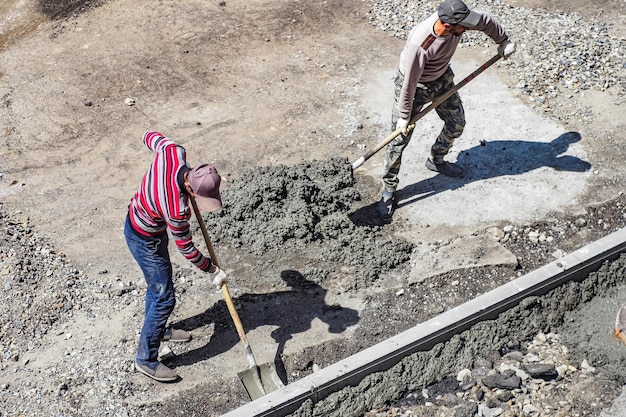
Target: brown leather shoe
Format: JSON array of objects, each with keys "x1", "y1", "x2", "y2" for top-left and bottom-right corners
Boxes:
[
  {"x1": 135, "y1": 361, "x2": 179, "y2": 382},
  {"x1": 162, "y1": 328, "x2": 191, "y2": 342}
]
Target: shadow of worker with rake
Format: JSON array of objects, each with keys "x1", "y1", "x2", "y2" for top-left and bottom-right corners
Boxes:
[
  {"x1": 350, "y1": 131, "x2": 591, "y2": 225},
  {"x1": 168, "y1": 270, "x2": 359, "y2": 384}
]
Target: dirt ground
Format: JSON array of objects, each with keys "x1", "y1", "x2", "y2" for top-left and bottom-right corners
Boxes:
[
  {"x1": 1, "y1": 0, "x2": 398, "y2": 269},
  {"x1": 0, "y1": 0, "x2": 625, "y2": 415}
]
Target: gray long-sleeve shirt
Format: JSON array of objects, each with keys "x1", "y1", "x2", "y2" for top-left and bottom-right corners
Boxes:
[{"x1": 397, "y1": 11, "x2": 508, "y2": 119}]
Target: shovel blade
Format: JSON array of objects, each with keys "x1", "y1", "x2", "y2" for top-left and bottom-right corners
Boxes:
[{"x1": 238, "y1": 362, "x2": 285, "y2": 401}]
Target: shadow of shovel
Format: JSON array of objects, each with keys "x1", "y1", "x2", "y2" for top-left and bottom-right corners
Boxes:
[{"x1": 190, "y1": 197, "x2": 284, "y2": 400}]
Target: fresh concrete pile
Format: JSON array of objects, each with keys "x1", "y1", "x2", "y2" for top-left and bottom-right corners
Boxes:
[
  {"x1": 203, "y1": 157, "x2": 414, "y2": 289},
  {"x1": 291, "y1": 254, "x2": 626, "y2": 417}
]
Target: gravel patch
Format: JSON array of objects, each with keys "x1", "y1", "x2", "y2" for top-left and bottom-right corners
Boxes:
[{"x1": 368, "y1": 0, "x2": 626, "y2": 122}]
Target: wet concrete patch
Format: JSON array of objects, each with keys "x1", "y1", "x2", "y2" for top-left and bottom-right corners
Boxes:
[
  {"x1": 202, "y1": 158, "x2": 414, "y2": 289},
  {"x1": 38, "y1": 0, "x2": 106, "y2": 19},
  {"x1": 289, "y1": 253, "x2": 626, "y2": 416},
  {"x1": 559, "y1": 265, "x2": 626, "y2": 384}
]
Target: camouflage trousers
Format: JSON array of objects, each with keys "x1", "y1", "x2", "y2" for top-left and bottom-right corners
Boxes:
[{"x1": 382, "y1": 66, "x2": 465, "y2": 193}]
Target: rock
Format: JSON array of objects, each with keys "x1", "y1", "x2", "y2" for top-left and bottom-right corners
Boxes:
[
  {"x1": 453, "y1": 402, "x2": 478, "y2": 417},
  {"x1": 496, "y1": 391, "x2": 515, "y2": 402},
  {"x1": 481, "y1": 374, "x2": 522, "y2": 390},
  {"x1": 503, "y1": 351, "x2": 524, "y2": 362},
  {"x1": 581, "y1": 359, "x2": 596, "y2": 373},
  {"x1": 523, "y1": 363, "x2": 558, "y2": 380},
  {"x1": 457, "y1": 368, "x2": 472, "y2": 383}
]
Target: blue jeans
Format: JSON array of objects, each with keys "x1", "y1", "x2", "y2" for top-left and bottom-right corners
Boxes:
[{"x1": 124, "y1": 215, "x2": 175, "y2": 369}]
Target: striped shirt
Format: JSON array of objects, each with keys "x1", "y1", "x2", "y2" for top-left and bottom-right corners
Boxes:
[{"x1": 128, "y1": 131, "x2": 213, "y2": 272}]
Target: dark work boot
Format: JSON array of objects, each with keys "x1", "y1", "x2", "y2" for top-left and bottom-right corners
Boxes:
[
  {"x1": 376, "y1": 191, "x2": 396, "y2": 221},
  {"x1": 425, "y1": 157, "x2": 465, "y2": 178}
]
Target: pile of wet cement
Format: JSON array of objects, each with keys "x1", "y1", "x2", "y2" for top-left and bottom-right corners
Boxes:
[
  {"x1": 202, "y1": 157, "x2": 413, "y2": 289},
  {"x1": 290, "y1": 254, "x2": 626, "y2": 416},
  {"x1": 291, "y1": 254, "x2": 626, "y2": 417}
]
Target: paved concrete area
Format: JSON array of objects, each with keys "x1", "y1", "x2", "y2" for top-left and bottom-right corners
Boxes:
[{"x1": 357, "y1": 49, "x2": 592, "y2": 281}]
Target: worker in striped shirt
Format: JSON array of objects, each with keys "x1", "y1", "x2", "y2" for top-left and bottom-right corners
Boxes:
[{"x1": 124, "y1": 130, "x2": 227, "y2": 382}]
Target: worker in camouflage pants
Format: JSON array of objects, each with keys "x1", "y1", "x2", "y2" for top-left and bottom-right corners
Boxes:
[
  {"x1": 382, "y1": 67, "x2": 465, "y2": 195},
  {"x1": 377, "y1": 0, "x2": 515, "y2": 221}
]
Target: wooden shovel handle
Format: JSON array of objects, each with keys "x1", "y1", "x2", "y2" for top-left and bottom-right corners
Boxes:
[
  {"x1": 190, "y1": 197, "x2": 256, "y2": 366},
  {"x1": 190, "y1": 196, "x2": 220, "y2": 266},
  {"x1": 352, "y1": 53, "x2": 503, "y2": 170}
]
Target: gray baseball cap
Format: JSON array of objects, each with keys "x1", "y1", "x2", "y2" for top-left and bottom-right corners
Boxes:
[{"x1": 437, "y1": 0, "x2": 481, "y2": 28}]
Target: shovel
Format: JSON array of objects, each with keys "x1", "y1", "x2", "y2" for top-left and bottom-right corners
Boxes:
[
  {"x1": 352, "y1": 53, "x2": 503, "y2": 170},
  {"x1": 190, "y1": 197, "x2": 284, "y2": 400}
]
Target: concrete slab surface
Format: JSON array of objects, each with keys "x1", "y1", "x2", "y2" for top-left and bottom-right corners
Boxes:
[{"x1": 357, "y1": 49, "x2": 593, "y2": 281}]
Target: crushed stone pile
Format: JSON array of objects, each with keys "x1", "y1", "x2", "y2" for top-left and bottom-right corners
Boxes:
[
  {"x1": 369, "y1": 0, "x2": 626, "y2": 109},
  {"x1": 0, "y1": 205, "x2": 88, "y2": 361}
]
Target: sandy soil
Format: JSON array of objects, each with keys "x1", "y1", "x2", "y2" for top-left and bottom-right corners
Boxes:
[
  {"x1": 0, "y1": 0, "x2": 625, "y2": 415},
  {"x1": 1, "y1": 0, "x2": 397, "y2": 272}
]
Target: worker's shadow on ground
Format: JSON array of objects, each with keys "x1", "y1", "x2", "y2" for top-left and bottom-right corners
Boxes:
[
  {"x1": 168, "y1": 270, "x2": 359, "y2": 383},
  {"x1": 350, "y1": 131, "x2": 591, "y2": 226}
]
